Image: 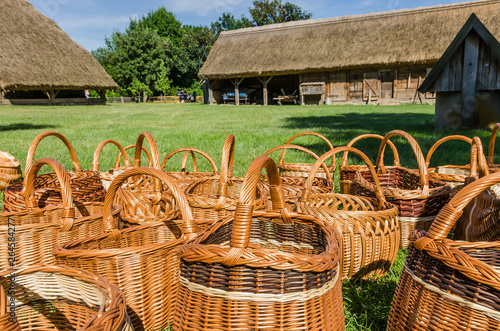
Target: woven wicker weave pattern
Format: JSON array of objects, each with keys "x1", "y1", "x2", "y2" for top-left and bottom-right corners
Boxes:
[
  {"x1": 0, "y1": 265, "x2": 134, "y2": 331},
  {"x1": 54, "y1": 167, "x2": 199, "y2": 331},
  {"x1": 0, "y1": 151, "x2": 22, "y2": 190},
  {"x1": 175, "y1": 156, "x2": 344, "y2": 330},
  {"x1": 92, "y1": 139, "x2": 132, "y2": 189},
  {"x1": 297, "y1": 146, "x2": 399, "y2": 279}
]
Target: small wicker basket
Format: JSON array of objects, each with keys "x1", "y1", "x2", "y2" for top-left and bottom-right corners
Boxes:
[
  {"x1": 0, "y1": 150, "x2": 22, "y2": 191},
  {"x1": 92, "y1": 139, "x2": 132, "y2": 190}
]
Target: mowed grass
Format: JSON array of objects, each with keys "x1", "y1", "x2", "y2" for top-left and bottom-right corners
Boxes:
[{"x1": 0, "y1": 102, "x2": 494, "y2": 330}]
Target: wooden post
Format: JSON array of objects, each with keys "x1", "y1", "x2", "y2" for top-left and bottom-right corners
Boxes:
[
  {"x1": 232, "y1": 78, "x2": 245, "y2": 106},
  {"x1": 0, "y1": 88, "x2": 4, "y2": 100},
  {"x1": 462, "y1": 33, "x2": 480, "y2": 125},
  {"x1": 99, "y1": 90, "x2": 106, "y2": 99},
  {"x1": 257, "y1": 76, "x2": 273, "y2": 106},
  {"x1": 208, "y1": 80, "x2": 215, "y2": 105}
]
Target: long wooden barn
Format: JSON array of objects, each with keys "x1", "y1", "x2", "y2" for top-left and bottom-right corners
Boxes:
[
  {"x1": 0, "y1": 0, "x2": 118, "y2": 105},
  {"x1": 199, "y1": 0, "x2": 500, "y2": 106}
]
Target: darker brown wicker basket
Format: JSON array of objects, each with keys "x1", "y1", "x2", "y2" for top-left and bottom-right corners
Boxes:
[
  {"x1": 387, "y1": 171, "x2": 500, "y2": 330},
  {"x1": 3, "y1": 131, "x2": 105, "y2": 212},
  {"x1": 175, "y1": 156, "x2": 344, "y2": 330}
]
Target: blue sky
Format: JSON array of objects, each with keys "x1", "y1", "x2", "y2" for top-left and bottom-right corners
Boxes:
[{"x1": 29, "y1": 0, "x2": 471, "y2": 52}]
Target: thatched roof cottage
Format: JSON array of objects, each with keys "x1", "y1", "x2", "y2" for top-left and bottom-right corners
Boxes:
[
  {"x1": 0, "y1": 0, "x2": 118, "y2": 105},
  {"x1": 200, "y1": 0, "x2": 500, "y2": 106}
]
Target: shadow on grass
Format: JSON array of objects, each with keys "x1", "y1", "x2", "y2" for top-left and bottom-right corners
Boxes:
[{"x1": 0, "y1": 123, "x2": 58, "y2": 131}]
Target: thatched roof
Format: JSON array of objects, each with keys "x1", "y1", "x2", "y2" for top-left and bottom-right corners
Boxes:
[
  {"x1": 0, "y1": 0, "x2": 118, "y2": 91},
  {"x1": 200, "y1": 0, "x2": 500, "y2": 79}
]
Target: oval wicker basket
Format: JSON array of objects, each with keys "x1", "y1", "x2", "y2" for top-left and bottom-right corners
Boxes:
[
  {"x1": 162, "y1": 147, "x2": 219, "y2": 189},
  {"x1": 0, "y1": 265, "x2": 134, "y2": 331},
  {"x1": 340, "y1": 133, "x2": 400, "y2": 195},
  {"x1": 185, "y1": 134, "x2": 267, "y2": 221},
  {"x1": 54, "y1": 167, "x2": 211, "y2": 331},
  {"x1": 278, "y1": 132, "x2": 335, "y2": 179},
  {"x1": 387, "y1": 170, "x2": 500, "y2": 330},
  {"x1": 92, "y1": 139, "x2": 132, "y2": 190},
  {"x1": 0, "y1": 158, "x2": 121, "y2": 269},
  {"x1": 0, "y1": 150, "x2": 22, "y2": 191},
  {"x1": 296, "y1": 146, "x2": 400, "y2": 279},
  {"x1": 3, "y1": 131, "x2": 105, "y2": 212},
  {"x1": 175, "y1": 156, "x2": 344, "y2": 330},
  {"x1": 354, "y1": 130, "x2": 452, "y2": 248}
]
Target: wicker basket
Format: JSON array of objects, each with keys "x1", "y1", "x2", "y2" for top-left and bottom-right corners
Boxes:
[
  {"x1": 263, "y1": 144, "x2": 334, "y2": 205},
  {"x1": 0, "y1": 158, "x2": 121, "y2": 269},
  {"x1": 175, "y1": 156, "x2": 344, "y2": 330},
  {"x1": 426, "y1": 135, "x2": 475, "y2": 196},
  {"x1": 3, "y1": 131, "x2": 105, "y2": 212},
  {"x1": 296, "y1": 146, "x2": 400, "y2": 279},
  {"x1": 92, "y1": 139, "x2": 133, "y2": 190},
  {"x1": 162, "y1": 147, "x2": 219, "y2": 189},
  {"x1": 114, "y1": 132, "x2": 179, "y2": 226},
  {"x1": 488, "y1": 122, "x2": 500, "y2": 171},
  {"x1": 278, "y1": 132, "x2": 335, "y2": 179},
  {"x1": 0, "y1": 151, "x2": 22, "y2": 191},
  {"x1": 54, "y1": 167, "x2": 210, "y2": 331},
  {"x1": 387, "y1": 171, "x2": 500, "y2": 330},
  {"x1": 340, "y1": 134, "x2": 400, "y2": 195},
  {"x1": 354, "y1": 130, "x2": 452, "y2": 249},
  {"x1": 185, "y1": 134, "x2": 267, "y2": 221},
  {"x1": 0, "y1": 265, "x2": 134, "y2": 331}
]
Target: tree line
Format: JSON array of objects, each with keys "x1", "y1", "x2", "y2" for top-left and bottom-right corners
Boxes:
[{"x1": 92, "y1": 0, "x2": 311, "y2": 99}]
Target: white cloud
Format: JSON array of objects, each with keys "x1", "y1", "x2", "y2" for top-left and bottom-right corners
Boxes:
[
  {"x1": 56, "y1": 14, "x2": 140, "y2": 30},
  {"x1": 161, "y1": 0, "x2": 250, "y2": 18}
]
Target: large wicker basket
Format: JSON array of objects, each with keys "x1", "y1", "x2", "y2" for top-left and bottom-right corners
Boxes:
[
  {"x1": 162, "y1": 147, "x2": 219, "y2": 189},
  {"x1": 113, "y1": 132, "x2": 179, "y2": 226},
  {"x1": 263, "y1": 144, "x2": 334, "y2": 206},
  {"x1": 175, "y1": 156, "x2": 344, "y2": 330},
  {"x1": 340, "y1": 134, "x2": 400, "y2": 195},
  {"x1": 3, "y1": 131, "x2": 105, "y2": 212},
  {"x1": 354, "y1": 130, "x2": 452, "y2": 249},
  {"x1": 185, "y1": 134, "x2": 267, "y2": 221},
  {"x1": 278, "y1": 131, "x2": 335, "y2": 179},
  {"x1": 0, "y1": 158, "x2": 121, "y2": 269},
  {"x1": 387, "y1": 170, "x2": 500, "y2": 330},
  {"x1": 54, "y1": 167, "x2": 210, "y2": 331},
  {"x1": 296, "y1": 146, "x2": 400, "y2": 279},
  {"x1": 0, "y1": 265, "x2": 134, "y2": 331},
  {"x1": 0, "y1": 150, "x2": 22, "y2": 191}
]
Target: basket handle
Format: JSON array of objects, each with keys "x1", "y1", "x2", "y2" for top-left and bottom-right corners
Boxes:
[
  {"x1": 133, "y1": 132, "x2": 161, "y2": 169},
  {"x1": 341, "y1": 134, "x2": 400, "y2": 168},
  {"x1": 214, "y1": 134, "x2": 235, "y2": 210},
  {"x1": 279, "y1": 132, "x2": 335, "y2": 167},
  {"x1": 102, "y1": 167, "x2": 197, "y2": 240},
  {"x1": 229, "y1": 156, "x2": 289, "y2": 249},
  {"x1": 300, "y1": 146, "x2": 387, "y2": 208},
  {"x1": 425, "y1": 135, "x2": 472, "y2": 168},
  {"x1": 24, "y1": 158, "x2": 76, "y2": 231},
  {"x1": 487, "y1": 123, "x2": 500, "y2": 166},
  {"x1": 25, "y1": 131, "x2": 82, "y2": 176},
  {"x1": 263, "y1": 144, "x2": 333, "y2": 185},
  {"x1": 376, "y1": 130, "x2": 429, "y2": 194},
  {"x1": 468, "y1": 137, "x2": 489, "y2": 179},
  {"x1": 161, "y1": 147, "x2": 219, "y2": 175},
  {"x1": 115, "y1": 145, "x2": 152, "y2": 168},
  {"x1": 92, "y1": 139, "x2": 132, "y2": 172}
]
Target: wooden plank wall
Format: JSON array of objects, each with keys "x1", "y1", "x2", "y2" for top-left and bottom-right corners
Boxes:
[{"x1": 477, "y1": 38, "x2": 500, "y2": 90}]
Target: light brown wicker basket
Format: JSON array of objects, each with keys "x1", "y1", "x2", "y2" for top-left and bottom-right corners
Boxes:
[
  {"x1": 3, "y1": 131, "x2": 105, "y2": 212},
  {"x1": 185, "y1": 134, "x2": 267, "y2": 222},
  {"x1": 387, "y1": 170, "x2": 500, "y2": 330},
  {"x1": 162, "y1": 147, "x2": 219, "y2": 189},
  {"x1": 0, "y1": 151, "x2": 22, "y2": 191},
  {"x1": 488, "y1": 122, "x2": 500, "y2": 171},
  {"x1": 92, "y1": 139, "x2": 132, "y2": 190},
  {"x1": 54, "y1": 167, "x2": 210, "y2": 331},
  {"x1": 175, "y1": 156, "x2": 344, "y2": 330},
  {"x1": 354, "y1": 130, "x2": 452, "y2": 249},
  {"x1": 0, "y1": 158, "x2": 121, "y2": 269},
  {"x1": 0, "y1": 265, "x2": 134, "y2": 331},
  {"x1": 340, "y1": 134, "x2": 400, "y2": 195},
  {"x1": 296, "y1": 146, "x2": 400, "y2": 279},
  {"x1": 278, "y1": 131, "x2": 335, "y2": 179}
]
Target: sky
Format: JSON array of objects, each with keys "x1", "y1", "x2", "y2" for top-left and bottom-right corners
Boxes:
[{"x1": 28, "y1": 0, "x2": 472, "y2": 52}]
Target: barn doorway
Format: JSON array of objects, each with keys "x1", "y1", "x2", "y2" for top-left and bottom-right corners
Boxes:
[{"x1": 380, "y1": 70, "x2": 395, "y2": 99}]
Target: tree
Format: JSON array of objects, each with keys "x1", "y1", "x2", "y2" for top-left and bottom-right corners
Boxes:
[
  {"x1": 138, "y1": 8, "x2": 183, "y2": 46},
  {"x1": 211, "y1": 12, "x2": 253, "y2": 36},
  {"x1": 129, "y1": 77, "x2": 152, "y2": 102},
  {"x1": 154, "y1": 63, "x2": 173, "y2": 96},
  {"x1": 249, "y1": 0, "x2": 312, "y2": 26}
]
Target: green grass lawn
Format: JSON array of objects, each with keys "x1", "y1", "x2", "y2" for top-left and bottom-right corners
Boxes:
[{"x1": 0, "y1": 102, "x2": 494, "y2": 330}]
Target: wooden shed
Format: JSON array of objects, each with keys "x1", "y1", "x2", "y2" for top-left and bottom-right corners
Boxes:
[
  {"x1": 419, "y1": 14, "x2": 500, "y2": 129},
  {"x1": 199, "y1": 0, "x2": 500, "y2": 106},
  {"x1": 0, "y1": 0, "x2": 118, "y2": 105}
]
